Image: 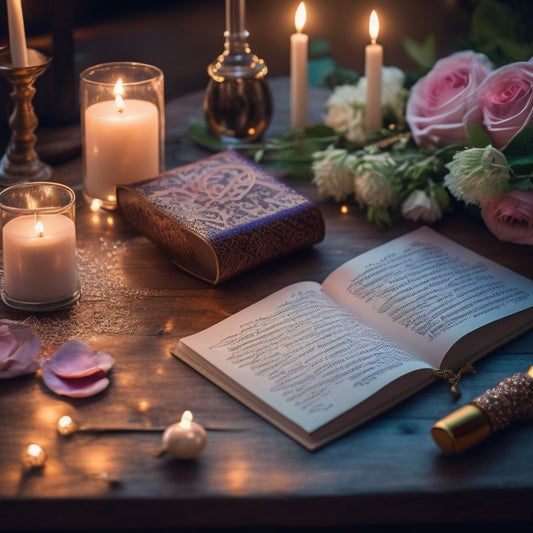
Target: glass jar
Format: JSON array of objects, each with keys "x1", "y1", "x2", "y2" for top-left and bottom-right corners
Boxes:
[{"x1": 80, "y1": 62, "x2": 165, "y2": 210}]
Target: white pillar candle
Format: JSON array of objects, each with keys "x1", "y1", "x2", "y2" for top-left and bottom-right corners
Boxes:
[
  {"x1": 84, "y1": 80, "x2": 159, "y2": 204},
  {"x1": 364, "y1": 10, "x2": 383, "y2": 135},
  {"x1": 6, "y1": 0, "x2": 28, "y2": 67},
  {"x1": 290, "y1": 2, "x2": 308, "y2": 129},
  {"x1": 2, "y1": 214, "x2": 77, "y2": 303}
]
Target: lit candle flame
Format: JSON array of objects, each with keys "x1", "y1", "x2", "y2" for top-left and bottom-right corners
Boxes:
[
  {"x1": 114, "y1": 78, "x2": 125, "y2": 112},
  {"x1": 179, "y1": 410, "x2": 193, "y2": 429},
  {"x1": 295, "y1": 2, "x2": 306, "y2": 33},
  {"x1": 369, "y1": 10, "x2": 379, "y2": 44},
  {"x1": 113, "y1": 78, "x2": 124, "y2": 96},
  {"x1": 34, "y1": 220, "x2": 44, "y2": 237}
]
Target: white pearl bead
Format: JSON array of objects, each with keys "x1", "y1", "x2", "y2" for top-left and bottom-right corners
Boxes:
[{"x1": 162, "y1": 412, "x2": 206, "y2": 460}]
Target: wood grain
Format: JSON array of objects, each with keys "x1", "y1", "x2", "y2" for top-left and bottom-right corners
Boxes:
[{"x1": 1, "y1": 79, "x2": 532, "y2": 532}]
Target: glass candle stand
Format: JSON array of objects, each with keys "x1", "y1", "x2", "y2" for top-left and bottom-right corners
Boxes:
[
  {"x1": 204, "y1": 0, "x2": 272, "y2": 142},
  {"x1": 80, "y1": 62, "x2": 165, "y2": 210},
  {"x1": 0, "y1": 182, "x2": 80, "y2": 311}
]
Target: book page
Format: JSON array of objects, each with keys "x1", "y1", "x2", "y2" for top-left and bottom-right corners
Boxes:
[
  {"x1": 178, "y1": 281, "x2": 431, "y2": 433},
  {"x1": 323, "y1": 226, "x2": 533, "y2": 368}
]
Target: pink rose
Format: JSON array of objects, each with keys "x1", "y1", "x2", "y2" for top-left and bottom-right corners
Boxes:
[
  {"x1": 480, "y1": 189, "x2": 533, "y2": 244},
  {"x1": 475, "y1": 60, "x2": 533, "y2": 150},
  {"x1": 406, "y1": 51, "x2": 493, "y2": 148}
]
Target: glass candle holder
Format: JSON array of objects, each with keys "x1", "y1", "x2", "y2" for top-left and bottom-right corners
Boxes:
[
  {"x1": 80, "y1": 62, "x2": 165, "y2": 210},
  {"x1": 0, "y1": 182, "x2": 80, "y2": 312},
  {"x1": 204, "y1": 0, "x2": 272, "y2": 143}
]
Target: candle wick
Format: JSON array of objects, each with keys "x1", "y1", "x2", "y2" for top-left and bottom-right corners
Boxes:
[{"x1": 34, "y1": 219, "x2": 45, "y2": 237}]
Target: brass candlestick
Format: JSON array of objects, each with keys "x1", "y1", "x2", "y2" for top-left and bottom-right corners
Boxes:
[{"x1": 0, "y1": 48, "x2": 53, "y2": 187}]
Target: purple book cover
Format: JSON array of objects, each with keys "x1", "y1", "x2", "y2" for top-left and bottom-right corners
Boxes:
[{"x1": 117, "y1": 151, "x2": 325, "y2": 283}]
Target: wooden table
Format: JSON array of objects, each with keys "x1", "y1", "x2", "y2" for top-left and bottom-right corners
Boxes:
[{"x1": 1, "y1": 79, "x2": 532, "y2": 532}]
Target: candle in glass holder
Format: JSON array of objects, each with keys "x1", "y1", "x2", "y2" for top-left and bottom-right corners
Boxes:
[
  {"x1": 364, "y1": 10, "x2": 383, "y2": 135},
  {"x1": 3, "y1": 214, "x2": 77, "y2": 303},
  {"x1": 80, "y1": 62, "x2": 164, "y2": 210},
  {"x1": 290, "y1": 2, "x2": 308, "y2": 129},
  {"x1": 0, "y1": 182, "x2": 80, "y2": 311}
]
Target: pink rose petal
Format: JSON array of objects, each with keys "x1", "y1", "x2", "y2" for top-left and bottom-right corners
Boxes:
[
  {"x1": 41, "y1": 339, "x2": 115, "y2": 398},
  {"x1": 0, "y1": 325, "x2": 19, "y2": 363},
  {"x1": 44, "y1": 339, "x2": 115, "y2": 378},
  {"x1": 0, "y1": 321, "x2": 41, "y2": 379},
  {"x1": 41, "y1": 365, "x2": 110, "y2": 398},
  {"x1": 481, "y1": 189, "x2": 533, "y2": 244}
]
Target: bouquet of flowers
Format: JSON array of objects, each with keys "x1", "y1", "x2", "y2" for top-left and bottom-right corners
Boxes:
[{"x1": 312, "y1": 49, "x2": 533, "y2": 244}]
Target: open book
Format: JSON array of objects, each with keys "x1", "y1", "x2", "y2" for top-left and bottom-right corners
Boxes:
[{"x1": 172, "y1": 227, "x2": 533, "y2": 450}]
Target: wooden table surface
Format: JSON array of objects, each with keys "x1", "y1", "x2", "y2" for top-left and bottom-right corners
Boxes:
[{"x1": 1, "y1": 79, "x2": 532, "y2": 532}]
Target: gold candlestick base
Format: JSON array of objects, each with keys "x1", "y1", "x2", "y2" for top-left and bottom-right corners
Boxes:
[{"x1": 0, "y1": 48, "x2": 53, "y2": 187}]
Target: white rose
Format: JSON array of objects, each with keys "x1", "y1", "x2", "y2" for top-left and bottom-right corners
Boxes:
[
  {"x1": 401, "y1": 189, "x2": 442, "y2": 224},
  {"x1": 325, "y1": 83, "x2": 367, "y2": 143}
]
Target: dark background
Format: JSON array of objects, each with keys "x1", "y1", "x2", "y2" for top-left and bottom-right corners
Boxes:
[{"x1": 0, "y1": 0, "x2": 531, "y2": 126}]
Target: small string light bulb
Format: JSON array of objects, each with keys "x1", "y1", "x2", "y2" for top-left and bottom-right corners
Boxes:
[{"x1": 22, "y1": 443, "x2": 47, "y2": 469}]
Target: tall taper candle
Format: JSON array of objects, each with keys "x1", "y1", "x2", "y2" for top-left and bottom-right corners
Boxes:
[
  {"x1": 290, "y1": 2, "x2": 308, "y2": 129},
  {"x1": 6, "y1": 0, "x2": 28, "y2": 67},
  {"x1": 364, "y1": 10, "x2": 382, "y2": 135}
]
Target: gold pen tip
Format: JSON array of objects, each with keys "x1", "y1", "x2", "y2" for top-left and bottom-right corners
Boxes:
[{"x1": 431, "y1": 404, "x2": 492, "y2": 454}]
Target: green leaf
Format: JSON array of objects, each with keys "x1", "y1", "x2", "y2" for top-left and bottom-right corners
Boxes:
[
  {"x1": 509, "y1": 163, "x2": 533, "y2": 179},
  {"x1": 186, "y1": 120, "x2": 227, "y2": 152},
  {"x1": 323, "y1": 67, "x2": 360, "y2": 90},
  {"x1": 469, "y1": 0, "x2": 533, "y2": 65},
  {"x1": 367, "y1": 206, "x2": 392, "y2": 229},
  {"x1": 301, "y1": 124, "x2": 337, "y2": 139},
  {"x1": 470, "y1": 0, "x2": 518, "y2": 43},
  {"x1": 403, "y1": 34, "x2": 436, "y2": 70},
  {"x1": 504, "y1": 128, "x2": 533, "y2": 160},
  {"x1": 467, "y1": 124, "x2": 491, "y2": 148},
  {"x1": 432, "y1": 185, "x2": 450, "y2": 211}
]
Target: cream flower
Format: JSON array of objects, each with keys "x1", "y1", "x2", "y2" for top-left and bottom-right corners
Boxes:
[
  {"x1": 324, "y1": 67, "x2": 408, "y2": 144},
  {"x1": 353, "y1": 153, "x2": 396, "y2": 208},
  {"x1": 324, "y1": 84, "x2": 367, "y2": 144},
  {"x1": 444, "y1": 145, "x2": 511, "y2": 205},
  {"x1": 312, "y1": 146, "x2": 356, "y2": 201}
]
